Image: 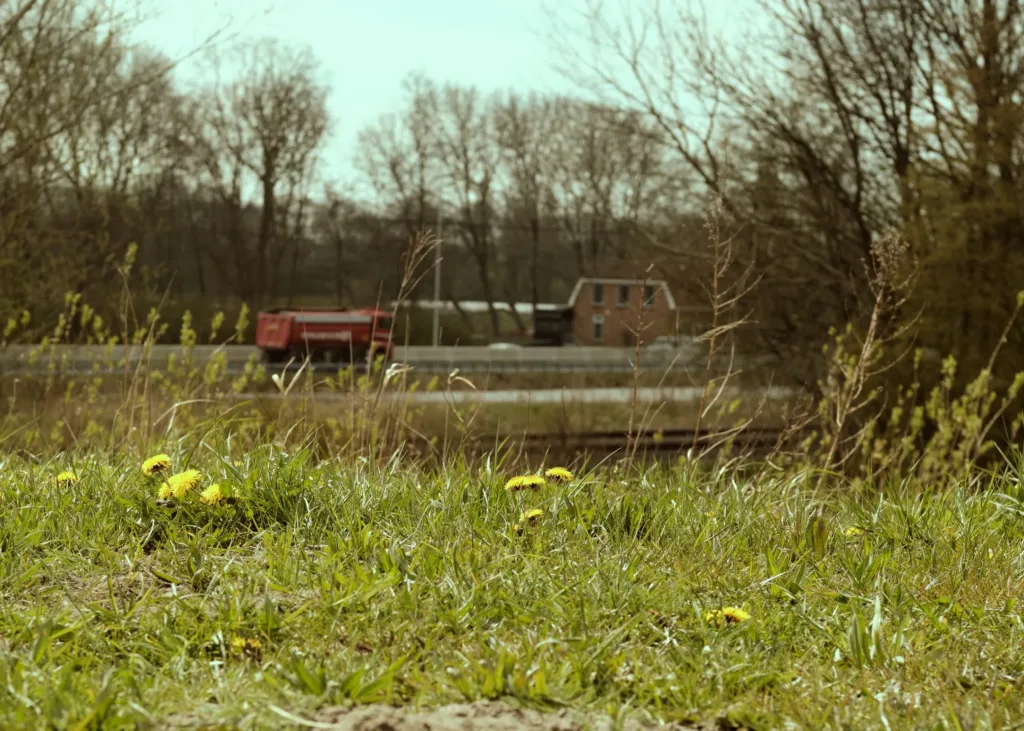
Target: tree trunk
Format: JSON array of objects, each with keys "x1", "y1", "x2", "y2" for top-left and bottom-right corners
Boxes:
[
  {"x1": 478, "y1": 269, "x2": 501, "y2": 336},
  {"x1": 335, "y1": 232, "x2": 345, "y2": 306},
  {"x1": 256, "y1": 171, "x2": 276, "y2": 310},
  {"x1": 530, "y1": 215, "x2": 540, "y2": 310}
]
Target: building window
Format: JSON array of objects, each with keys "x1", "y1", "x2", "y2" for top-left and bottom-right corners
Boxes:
[
  {"x1": 592, "y1": 283, "x2": 604, "y2": 305},
  {"x1": 643, "y1": 284, "x2": 656, "y2": 308},
  {"x1": 592, "y1": 315, "x2": 604, "y2": 342},
  {"x1": 617, "y1": 284, "x2": 630, "y2": 307}
]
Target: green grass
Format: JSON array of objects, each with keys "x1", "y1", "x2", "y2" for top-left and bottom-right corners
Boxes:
[{"x1": 2, "y1": 442, "x2": 1024, "y2": 729}]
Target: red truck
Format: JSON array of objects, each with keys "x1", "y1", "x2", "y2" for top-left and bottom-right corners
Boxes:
[{"x1": 255, "y1": 307, "x2": 394, "y2": 365}]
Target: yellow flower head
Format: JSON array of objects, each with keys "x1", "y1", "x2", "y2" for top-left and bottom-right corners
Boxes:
[
  {"x1": 520, "y1": 508, "x2": 544, "y2": 524},
  {"x1": 157, "y1": 482, "x2": 173, "y2": 500},
  {"x1": 161, "y1": 469, "x2": 202, "y2": 499},
  {"x1": 142, "y1": 454, "x2": 172, "y2": 477},
  {"x1": 55, "y1": 471, "x2": 78, "y2": 486},
  {"x1": 705, "y1": 606, "x2": 751, "y2": 626},
  {"x1": 230, "y1": 635, "x2": 262, "y2": 660},
  {"x1": 514, "y1": 508, "x2": 545, "y2": 535},
  {"x1": 199, "y1": 483, "x2": 225, "y2": 506},
  {"x1": 844, "y1": 526, "x2": 865, "y2": 537},
  {"x1": 504, "y1": 475, "x2": 546, "y2": 492},
  {"x1": 544, "y1": 467, "x2": 573, "y2": 483}
]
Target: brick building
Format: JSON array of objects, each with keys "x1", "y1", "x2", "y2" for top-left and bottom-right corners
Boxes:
[{"x1": 567, "y1": 275, "x2": 678, "y2": 346}]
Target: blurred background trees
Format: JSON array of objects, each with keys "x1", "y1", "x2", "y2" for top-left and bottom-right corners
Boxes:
[{"x1": 4, "y1": 0, "x2": 1024, "y2": 393}]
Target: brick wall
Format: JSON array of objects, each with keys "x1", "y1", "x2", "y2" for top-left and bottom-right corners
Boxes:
[{"x1": 572, "y1": 280, "x2": 677, "y2": 346}]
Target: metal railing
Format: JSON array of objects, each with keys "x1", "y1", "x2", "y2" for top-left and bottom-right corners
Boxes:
[{"x1": 0, "y1": 343, "x2": 737, "y2": 375}]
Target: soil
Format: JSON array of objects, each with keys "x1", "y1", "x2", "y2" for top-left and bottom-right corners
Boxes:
[{"x1": 307, "y1": 700, "x2": 717, "y2": 731}]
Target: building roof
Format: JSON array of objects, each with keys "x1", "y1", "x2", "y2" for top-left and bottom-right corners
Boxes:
[
  {"x1": 391, "y1": 300, "x2": 566, "y2": 314},
  {"x1": 566, "y1": 277, "x2": 677, "y2": 310}
]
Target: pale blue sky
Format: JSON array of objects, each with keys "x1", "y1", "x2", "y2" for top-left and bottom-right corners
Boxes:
[{"x1": 132, "y1": 0, "x2": 752, "y2": 185}]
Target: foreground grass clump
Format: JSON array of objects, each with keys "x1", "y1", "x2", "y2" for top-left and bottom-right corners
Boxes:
[{"x1": 1, "y1": 448, "x2": 1024, "y2": 729}]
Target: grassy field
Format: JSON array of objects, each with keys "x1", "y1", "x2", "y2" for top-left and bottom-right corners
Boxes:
[
  {"x1": 6, "y1": 294, "x2": 1024, "y2": 729},
  {"x1": 2, "y1": 444, "x2": 1023, "y2": 729}
]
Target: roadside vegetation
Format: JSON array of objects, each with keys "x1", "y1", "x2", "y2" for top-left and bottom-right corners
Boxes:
[
  {"x1": 5, "y1": 0, "x2": 1024, "y2": 726},
  {"x1": 2, "y1": 247, "x2": 1024, "y2": 729},
  {"x1": 3, "y1": 447, "x2": 1024, "y2": 729}
]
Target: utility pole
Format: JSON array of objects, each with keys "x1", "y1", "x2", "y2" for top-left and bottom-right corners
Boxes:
[{"x1": 431, "y1": 212, "x2": 442, "y2": 347}]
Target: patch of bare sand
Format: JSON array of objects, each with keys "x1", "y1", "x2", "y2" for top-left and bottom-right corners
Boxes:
[{"x1": 307, "y1": 700, "x2": 714, "y2": 731}]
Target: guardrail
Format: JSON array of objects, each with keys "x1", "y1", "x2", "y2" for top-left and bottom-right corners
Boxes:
[
  {"x1": 0, "y1": 344, "x2": 710, "y2": 375},
  {"x1": 399, "y1": 345, "x2": 702, "y2": 373}
]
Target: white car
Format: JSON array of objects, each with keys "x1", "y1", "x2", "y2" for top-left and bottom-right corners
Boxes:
[
  {"x1": 487, "y1": 342, "x2": 522, "y2": 350},
  {"x1": 648, "y1": 336, "x2": 683, "y2": 349}
]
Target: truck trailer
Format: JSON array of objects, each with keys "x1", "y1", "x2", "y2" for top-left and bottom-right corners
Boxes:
[{"x1": 255, "y1": 307, "x2": 393, "y2": 366}]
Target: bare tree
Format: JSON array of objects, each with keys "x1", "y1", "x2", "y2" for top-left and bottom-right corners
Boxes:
[
  {"x1": 428, "y1": 82, "x2": 509, "y2": 334},
  {"x1": 545, "y1": 100, "x2": 668, "y2": 275},
  {"x1": 547, "y1": 0, "x2": 921, "y2": 381},
  {"x1": 355, "y1": 73, "x2": 440, "y2": 301},
  {"x1": 187, "y1": 37, "x2": 329, "y2": 308},
  {"x1": 493, "y1": 92, "x2": 561, "y2": 311},
  {"x1": 0, "y1": 0, "x2": 229, "y2": 328},
  {"x1": 317, "y1": 184, "x2": 373, "y2": 306},
  {"x1": 44, "y1": 46, "x2": 183, "y2": 283}
]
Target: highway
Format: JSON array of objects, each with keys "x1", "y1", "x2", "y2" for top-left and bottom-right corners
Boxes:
[{"x1": 0, "y1": 343, "x2": 722, "y2": 375}]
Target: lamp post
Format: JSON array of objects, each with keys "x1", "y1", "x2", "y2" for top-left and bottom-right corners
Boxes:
[{"x1": 431, "y1": 212, "x2": 442, "y2": 347}]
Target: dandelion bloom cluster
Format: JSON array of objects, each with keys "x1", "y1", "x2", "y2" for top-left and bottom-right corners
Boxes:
[
  {"x1": 705, "y1": 607, "x2": 751, "y2": 626},
  {"x1": 544, "y1": 467, "x2": 573, "y2": 483},
  {"x1": 844, "y1": 526, "x2": 864, "y2": 537},
  {"x1": 505, "y1": 475, "x2": 546, "y2": 492},
  {"x1": 142, "y1": 454, "x2": 172, "y2": 477},
  {"x1": 231, "y1": 636, "x2": 262, "y2": 660},
  {"x1": 514, "y1": 508, "x2": 545, "y2": 534},
  {"x1": 520, "y1": 508, "x2": 544, "y2": 524},
  {"x1": 55, "y1": 471, "x2": 78, "y2": 486},
  {"x1": 159, "y1": 469, "x2": 202, "y2": 499},
  {"x1": 199, "y1": 483, "x2": 225, "y2": 506}
]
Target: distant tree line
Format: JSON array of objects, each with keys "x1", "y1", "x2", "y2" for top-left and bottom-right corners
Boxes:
[
  {"x1": 5, "y1": 0, "x2": 1024, "y2": 391},
  {"x1": 0, "y1": 0, "x2": 696, "y2": 346}
]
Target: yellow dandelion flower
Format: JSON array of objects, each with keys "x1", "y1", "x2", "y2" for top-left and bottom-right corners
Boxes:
[
  {"x1": 230, "y1": 635, "x2": 262, "y2": 660},
  {"x1": 504, "y1": 475, "x2": 546, "y2": 492},
  {"x1": 199, "y1": 483, "x2": 225, "y2": 506},
  {"x1": 55, "y1": 471, "x2": 78, "y2": 486},
  {"x1": 165, "y1": 469, "x2": 202, "y2": 499},
  {"x1": 705, "y1": 606, "x2": 751, "y2": 626},
  {"x1": 844, "y1": 526, "x2": 864, "y2": 537},
  {"x1": 514, "y1": 508, "x2": 545, "y2": 535},
  {"x1": 157, "y1": 482, "x2": 173, "y2": 500},
  {"x1": 544, "y1": 467, "x2": 573, "y2": 483},
  {"x1": 142, "y1": 453, "x2": 172, "y2": 477},
  {"x1": 520, "y1": 508, "x2": 544, "y2": 524}
]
